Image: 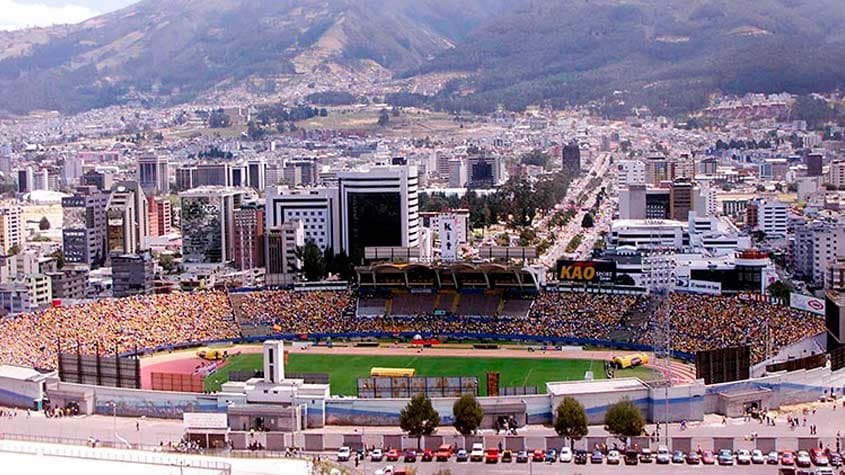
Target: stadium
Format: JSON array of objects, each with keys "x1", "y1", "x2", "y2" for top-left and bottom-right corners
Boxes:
[{"x1": 0, "y1": 261, "x2": 838, "y2": 454}]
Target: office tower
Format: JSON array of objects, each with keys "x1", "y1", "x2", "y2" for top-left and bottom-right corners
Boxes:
[
  {"x1": 830, "y1": 160, "x2": 845, "y2": 189},
  {"x1": 156, "y1": 198, "x2": 172, "y2": 236},
  {"x1": 619, "y1": 184, "x2": 646, "y2": 220},
  {"x1": 337, "y1": 166, "x2": 419, "y2": 261},
  {"x1": 63, "y1": 154, "x2": 84, "y2": 187},
  {"x1": 62, "y1": 190, "x2": 108, "y2": 269},
  {"x1": 106, "y1": 184, "x2": 139, "y2": 255},
  {"x1": 137, "y1": 155, "x2": 170, "y2": 195},
  {"x1": 232, "y1": 205, "x2": 264, "y2": 271},
  {"x1": 645, "y1": 188, "x2": 671, "y2": 219},
  {"x1": 111, "y1": 252, "x2": 154, "y2": 298},
  {"x1": 82, "y1": 169, "x2": 113, "y2": 191},
  {"x1": 617, "y1": 160, "x2": 646, "y2": 188},
  {"x1": 265, "y1": 220, "x2": 304, "y2": 286},
  {"x1": 746, "y1": 198, "x2": 788, "y2": 237},
  {"x1": 247, "y1": 159, "x2": 266, "y2": 191},
  {"x1": 561, "y1": 142, "x2": 581, "y2": 178},
  {"x1": 467, "y1": 155, "x2": 502, "y2": 189},
  {"x1": 669, "y1": 178, "x2": 694, "y2": 221},
  {"x1": 266, "y1": 187, "x2": 340, "y2": 252},
  {"x1": 283, "y1": 160, "x2": 316, "y2": 187},
  {"x1": 180, "y1": 187, "x2": 244, "y2": 265},
  {"x1": 644, "y1": 156, "x2": 670, "y2": 186},
  {"x1": 196, "y1": 163, "x2": 232, "y2": 187},
  {"x1": 806, "y1": 153, "x2": 823, "y2": 177},
  {"x1": 16, "y1": 169, "x2": 29, "y2": 194},
  {"x1": 0, "y1": 205, "x2": 23, "y2": 254},
  {"x1": 447, "y1": 159, "x2": 466, "y2": 187},
  {"x1": 230, "y1": 164, "x2": 246, "y2": 188},
  {"x1": 175, "y1": 166, "x2": 198, "y2": 191}
]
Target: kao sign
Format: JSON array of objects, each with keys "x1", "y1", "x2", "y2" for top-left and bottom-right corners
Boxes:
[{"x1": 556, "y1": 260, "x2": 617, "y2": 283}]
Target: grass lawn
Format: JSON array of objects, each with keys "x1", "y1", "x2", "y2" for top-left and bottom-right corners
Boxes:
[{"x1": 204, "y1": 353, "x2": 657, "y2": 395}]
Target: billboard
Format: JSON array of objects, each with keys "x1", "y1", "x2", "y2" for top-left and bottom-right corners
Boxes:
[
  {"x1": 695, "y1": 345, "x2": 751, "y2": 385},
  {"x1": 688, "y1": 280, "x2": 722, "y2": 295},
  {"x1": 58, "y1": 352, "x2": 140, "y2": 389},
  {"x1": 790, "y1": 292, "x2": 826, "y2": 316},
  {"x1": 438, "y1": 213, "x2": 461, "y2": 262},
  {"x1": 556, "y1": 260, "x2": 616, "y2": 283}
]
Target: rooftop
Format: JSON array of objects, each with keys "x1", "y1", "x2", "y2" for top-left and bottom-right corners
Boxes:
[{"x1": 546, "y1": 377, "x2": 648, "y2": 396}]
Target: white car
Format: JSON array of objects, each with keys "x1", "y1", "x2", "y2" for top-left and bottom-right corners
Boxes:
[
  {"x1": 337, "y1": 446, "x2": 351, "y2": 462},
  {"x1": 797, "y1": 451, "x2": 812, "y2": 467},
  {"x1": 737, "y1": 449, "x2": 752, "y2": 464},
  {"x1": 370, "y1": 449, "x2": 384, "y2": 462},
  {"x1": 656, "y1": 446, "x2": 671, "y2": 464},
  {"x1": 559, "y1": 447, "x2": 573, "y2": 462},
  {"x1": 750, "y1": 449, "x2": 765, "y2": 464},
  {"x1": 374, "y1": 465, "x2": 394, "y2": 475},
  {"x1": 607, "y1": 450, "x2": 620, "y2": 465},
  {"x1": 470, "y1": 442, "x2": 485, "y2": 462}
]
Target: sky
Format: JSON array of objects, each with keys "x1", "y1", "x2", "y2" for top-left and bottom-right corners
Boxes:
[{"x1": 0, "y1": 0, "x2": 136, "y2": 30}]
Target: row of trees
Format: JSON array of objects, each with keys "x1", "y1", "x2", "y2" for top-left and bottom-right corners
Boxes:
[
  {"x1": 295, "y1": 243, "x2": 355, "y2": 282},
  {"x1": 400, "y1": 393, "x2": 645, "y2": 449}
]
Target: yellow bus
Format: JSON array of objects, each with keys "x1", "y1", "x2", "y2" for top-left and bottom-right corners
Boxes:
[
  {"x1": 611, "y1": 353, "x2": 649, "y2": 369},
  {"x1": 370, "y1": 367, "x2": 416, "y2": 377}
]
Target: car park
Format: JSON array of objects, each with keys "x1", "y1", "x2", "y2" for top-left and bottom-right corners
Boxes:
[
  {"x1": 403, "y1": 449, "x2": 416, "y2": 463},
  {"x1": 607, "y1": 450, "x2": 620, "y2": 465},
  {"x1": 639, "y1": 447, "x2": 653, "y2": 463},
  {"x1": 559, "y1": 447, "x2": 573, "y2": 463},
  {"x1": 797, "y1": 450, "x2": 812, "y2": 467},
  {"x1": 737, "y1": 448, "x2": 752, "y2": 465},
  {"x1": 532, "y1": 449, "x2": 545, "y2": 462},
  {"x1": 470, "y1": 443, "x2": 485, "y2": 462},
  {"x1": 516, "y1": 450, "x2": 529, "y2": 463},
  {"x1": 672, "y1": 450, "x2": 685, "y2": 464},
  {"x1": 816, "y1": 468, "x2": 835, "y2": 475},
  {"x1": 701, "y1": 450, "x2": 716, "y2": 465},
  {"x1": 420, "y1": 449, "x2": 433, "y2": 462},
  {"x1": 575, "y1": 449, "x2": 589, "y2": 464},
  {"x1": 485, "y1": 448, "x2": 499, "y2": 463},
  {"x1": 386, "y1": 448, "x2": 400, "y2": 462},
  {"x1": 371, "y1": 449, "x2": 384, "y2": 462},
  {"x1": 811, "y1": 448, "x2": 830, "y2": 466},
  {"x1": 686, "y1": 451, "x2": 701, "y2": 465},
  {"x1": 828, "y1": 451, "x2": 842, "y2": 467},
  {"x1": 718, "y1": 449, "x2": 734, "y2": 465},
  {"x1": 591, "y1": 450, "x2": 603, "y2": 464},
  {"x1": 545, "y1": 449, "x2": 557, "y2": 463},
  {"x1": 456, "y1": 449, "x2": 468, "y2": 462},
  {"x1": 501, "y1": 449, "x2": 513, "y2": 463},
  {"x1": 435, "y1": 444, "x2": 453, "y2": 461},
  {"x1": 337, "y1": 447, "x2": 351, "y2": 462},
  {"x1": 656, "y1": 446, "x2": 671, "y2": 464},
  {"x1": 751, "y1": 448, "x2": 765, "y2": 464}
]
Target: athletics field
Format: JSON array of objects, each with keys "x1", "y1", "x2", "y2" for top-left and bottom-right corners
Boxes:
[{"x1": 203, "y1": 352, "x2": 658, "y2": 395}]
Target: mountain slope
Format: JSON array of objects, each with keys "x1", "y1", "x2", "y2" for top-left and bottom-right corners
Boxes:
[{"x1": 0, "y1": 0, "x2": 510, "y2": 113}]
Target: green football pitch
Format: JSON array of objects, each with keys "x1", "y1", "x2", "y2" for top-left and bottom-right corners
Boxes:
[{"x1": 203, "y1": 353, "x2": 657, "y2": 395}]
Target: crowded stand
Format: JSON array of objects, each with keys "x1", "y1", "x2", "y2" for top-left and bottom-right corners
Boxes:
[
  {"x1": 232, "y1": 289, "x2": 356, "y2": 327},
  {"x1": 0, "y1": 291, "x2": 239, "y2": 370}
]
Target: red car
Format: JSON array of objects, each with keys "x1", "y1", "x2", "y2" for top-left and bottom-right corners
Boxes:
[
  {"x1": 532, "y1": 449, "x2": 545, "y2": 462},
  {"x1": 386, "y1": 448, "x2": 401, "y2": 461},
  {"x1": 700, "y1": 450, "x2": 716, "y2": 465},
  {"x1": 781, "y1": 451, "x2": 796, "y2": 466},
  {"x1": 435, "y1": 444, "x2": 452, "y2": 461},
  {"x1": 421, "y1": 449, "x2": 434, "y2": 462},
  {"x1": 485, "y1": 449, "x2": 499, "y2": 463}
]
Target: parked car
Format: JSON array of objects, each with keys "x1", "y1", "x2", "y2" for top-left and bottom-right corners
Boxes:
[
  {"x1": 532, "y1": 449, "x2": 545, "y2": 462},
  {"x1": 656, "y1": 446, "x2": 671, "y2": 464},
  {"x1": 420, "y1": 449, "x2": 433, "y2": 462},
  {"x1": 828, "y1": 451, "x2": 842, "y2": 467},
  {"x1": 797, "y1": 450, "x2": 812, "y2": 467},
  {"x1": 718, "y1": 448, "x2": 734, "y2": 465},
  {"x1": 386, "y1": 448, "x2": 400, "y2": 462},
  {"x1": 672, "y1": 450, "x2": 685, "y2": 464},
  {"x1": 737, "y1": 449, "x2": 752, "y2": 465},
  {"x1": 607, "y1": 450, "x2": 620, "y2": 465},
  {"x1": 816, "y1": 468, "x2": 835, "y2": 475},
  {"x1": 782, "y1": 451, "x2": 796, "y2": 466},
  {"x1": 686, "y1": 451, "x2": 701, "y2": 465},
  {"x1": 515, "y1": 450, "x2": 529, "y2": 463},
  {"x1": 559, "y1": 447, "x2": 573, "y2": 463},
  {"x1": 751, "y1": 449, "x2": 765, "y2": 464},
  {"x1": 701, "y1": 450, "x2": 716, "y2": 465},
  {"x1": 624, "y1": 449, "x2": 639, "y2": 465},
  {"x1": 501, "y1": 449, "x2": 513, "y2": 463},
  {"x1": 435, "y1": 444, "x2": 452, "y2": 461},
  {"x1": 767, "y1": 451, "x2": 780, "y2": 465},
  {"x1": 545, "y1": 449, "x2": 557, "y2": 463},
  {"x1": 374, "y1": 464, "x2": 393, "y2": 475},
  {"x1": 337, "y1": 447, "x2": 351, "y2": 462},
  {"x1": 371, "y1": 449, "x2": 384, "y2": 462},
  {"x1": 811, "y1": 448, "x2": 830, "y2": 466},
  {"x1": 591, "y1": 450, "x2": 604, "y2": 464},
  {"x1": 456, "y1": 449, "x2": 468, "y2": 462},
  {"x1": 640, "y1": 447, "x2": 653, "y2": 463},
  {"x1": 575, "y1": 449, "x2": 589, "y2": 464},
  {"x1": 485, "y1": 449, "x2": 499, "y2": 463},
  {"x1": 470, "y1": 443, "x2": 485, "y2": 462},
  {"x1": 403, "y1": 450, "x2": 416, "y2": 463}
]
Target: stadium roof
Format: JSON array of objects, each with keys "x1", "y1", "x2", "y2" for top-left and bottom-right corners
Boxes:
[{"x1": 546, "y1": 378, "x2": 648, "y2": 396}]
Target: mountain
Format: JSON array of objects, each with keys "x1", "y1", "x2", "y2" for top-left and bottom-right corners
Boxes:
[
  {"x1": 416, "y1": 0, "x2": 845, "y2": 115},
  {"x1": 0, "y1": 0, "x2": 510, "y2": 113},
  {"x1": 1, "y1": 0, "x2": 844, "y2": 115}
]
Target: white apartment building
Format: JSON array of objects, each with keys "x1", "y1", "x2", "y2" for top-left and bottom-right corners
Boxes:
[
  {"x1": 830, "y1": 161, "x2": 845, "y2": 189},
  {"x1": 748, "y1": 198, "x2": 788, "y2": 237},
  {"x1": 812, "y1": 222, "x2": 845, "y2": 286},
  {"x1": 0, "y1": 205, "x2": 23, "y2": 254},
  {"x1": 616, "y1": 160, "x2": 646, "y2": 188},
  {"x1": 265, "y1": 187, "x2": 340, "y2": 252}
]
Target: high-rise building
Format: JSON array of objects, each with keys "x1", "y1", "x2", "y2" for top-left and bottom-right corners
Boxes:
[
  {"x1": 619, "y1": 185, "x2": 646, "y2": 220},
  {"x1": 669, "y1": 178, "x2": 694, "y2": 221},
  {"x1": 17, "y1": 169, "x2": 30, "y2": 194},
  {"x1": 830, "y1": 160, "x2": 845, "y2": 189},
  {"x1": 644, "y1": 156, "x2": 670, "y2": 186},
  {"x1": 265, "y1": 220, "x2": 304, "y2": 286},
  {"x1": 62, "y1": 189, "x2": 108, "y2": 269},
  {"x1": 746, "y1": 198, "x2": 788, "y2": 237},
  {"x1": 137, "y1": 155, "x2": 170, "y2": 195},
  {"x1": 196, "y1": 163, "x2": 232, "y2": 187},
  {"x1": 232, "y1": 205, "x2": 265, "y2": 271},
  {"x1": 156, "y1": 198, "x2": 172, "y2": 236},
  {"x1": 266, "y1": 187, "x2": 340, "y2": 253},
  {"x1": 112, "y1": 252, "x2": 154, "y2": 298},
  {"x1": 561, "y1": 142, "x2": 581, "y2": 178},
  {"x1": 175, "y1": 166, "x2": 198, "y2": 191},
  {"x1": 467, "y1": 155, "x2": 502, "y2": 189},
  {"x1": 106, "y1": 184, "x2": 139, "y2": 255},
  {"x1": 337, "y1": 166, "x2": 419, "y2": 261},
  {"x1": 617, "y1": 160, "x2": 646, "y2": 188},
  {"x1": 63, "y1": 154, "x2": 84, "y2": 188},
  {"x1": 813, "y1": 223, "x2": 845, "y2": 287},
  {"x1": 82, "y1": 169, "x2": 113, "y2": 191},
  {"x1": 806, "y1": 153, "x2": 823, "y2": 177},
  {"x1": 180, "y1": 187, "x2": 245, "y2": 266},
  {"x1": 645, "y1": 188, "x2": 671, "y2": 219},
  {"x1": 247, "y1": 159, "x2": 267, "y2": 191},
  {"x1": 283, "y1": 160, "x2": 316, "y2": 187},
  {"x1": 0, "y1": 204, "x2": 23, "y2": 255}
]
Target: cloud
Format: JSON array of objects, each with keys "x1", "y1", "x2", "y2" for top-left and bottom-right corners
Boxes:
[{"x1": 0, "y1": 1, "x2": 99, "y2": 30}]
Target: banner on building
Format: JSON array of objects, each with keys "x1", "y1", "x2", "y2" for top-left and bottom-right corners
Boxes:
[
  {"x1": 555, "y1": 260, "x2": 616, "y2": 283},
  {"x1": 688, "y1": 279, "x2": 722, "y2": 295},
  {"x1": 439, "y1": 214, "x2": 460, "y2": 262},
  {"x1": 789, "y1": 292, "x2": 826, "y2": 316}
]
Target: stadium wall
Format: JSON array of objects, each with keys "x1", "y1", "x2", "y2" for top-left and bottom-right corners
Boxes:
[{"x1": 53, "y1": 382, "x2": 225, "y2": 418}]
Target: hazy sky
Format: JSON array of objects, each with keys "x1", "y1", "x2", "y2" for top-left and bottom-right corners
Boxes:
[{"x1": 0, "y1": 0, "x2": 136, "y2": 30}]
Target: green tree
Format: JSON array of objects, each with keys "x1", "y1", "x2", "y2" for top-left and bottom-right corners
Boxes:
[
  {"x1": 604, "y1": 399, "x2": 645, "y2": 445},
  {"x1": 378, "y1": 108, "x2": 390, "y2": 127},
  {"x1": 452, "y1": 395, "x2": 483, "y2": 436},
  {"x1": 38, "y1": 216, "x2": 50, "y2": 230},
  {"x1": 50, "y1": 249, "x2": 65, "y2": 269},
  {"x1": 296, "y1": 241, "x2": 326, "y2": 281},
  {"x1": 399, "y1": 393, "x2": 440, "y2": 449},
  {"x1": 6, "y1": 244, "x2": 20, "y2": 256},
  {"x1": 554, "y1": 397, "x2": 589, "y2": 448},
  {"x1": 581, "y1": 213, "x2": 594, "y2": 229},
  {"x1": 768, "y1": 280, "x2": 792, "y2": 303},
  {"x1": 158, "y1": 254, "x2": 178, "y2": 273},
  {"x1": 247, "y1": 120, "x2": 266, "y2": 140},
  {"x1": 207, "y1": 109, "x2": 231, "y2": 128}
]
